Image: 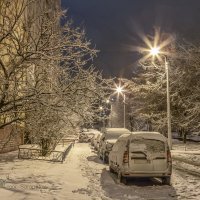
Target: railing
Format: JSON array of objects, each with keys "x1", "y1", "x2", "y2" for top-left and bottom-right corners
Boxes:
[
  {"x1": 18, "y1": 140, "x2": 74, "y2": 163},
  {"x1": 58, "y1": 138, "x2": 76, "y2": 147}
]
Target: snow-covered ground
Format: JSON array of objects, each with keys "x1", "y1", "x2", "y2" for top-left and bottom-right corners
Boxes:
[
  {"x1": 171, "y1": 140, "x2": 200, "y2": 199},
  {"x1": 0, "y1": 142, "x2": 199, "y2": 200}
]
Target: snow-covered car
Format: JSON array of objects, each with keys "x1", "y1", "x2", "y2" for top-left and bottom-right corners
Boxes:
[
  {"x1": 79, "y1": 129, "x2": 100, "y2": 143},
  {"x1": 109, "y1": 131, "x2": 172, "y2": 185},
  {"x1": 98, "y1": 128, "x2": 131, "y2": 163},
  {"x1": 79, "y1": 133, "x2": 90, "y2": 143}
]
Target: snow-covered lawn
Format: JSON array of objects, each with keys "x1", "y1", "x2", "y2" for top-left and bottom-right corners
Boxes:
[
  {"x1": 0, "y1": 142, "x2": 199, "y2": 200},
  {"x1": 0, "y1": 143, "x2": 89, "y2": 200},
  {"x1": 171, "y1": 140, "x2": 200, "y2": 199},
  {"x1": 172, "y1": 140, "x2": 200, "y2": 152}
]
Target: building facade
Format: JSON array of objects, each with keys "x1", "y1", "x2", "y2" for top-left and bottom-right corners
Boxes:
[{"x1": 0, "y1": 0, "x2": 61, "y2": 153}]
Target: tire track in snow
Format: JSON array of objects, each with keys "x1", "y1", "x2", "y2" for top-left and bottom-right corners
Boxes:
[
  {"x1": 77, "y1": 144, "x2": 113, "y2": 200},
  {"x1": 172, "y1": 168, "x2": 200, "y2": 200},
  {"x1": 78, "y1": 144, "x2": 177, "y2": 200},
  {"x1": 173, "y1": 163, "x2": 200, "y2": 177},
  {"x1": 172, "y1": 159, "x2": 200, "y2": 178}
]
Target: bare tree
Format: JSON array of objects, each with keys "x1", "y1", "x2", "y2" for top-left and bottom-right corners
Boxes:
[{"x1": 0, "y1": 0, "x2": 108, "y2": 153}]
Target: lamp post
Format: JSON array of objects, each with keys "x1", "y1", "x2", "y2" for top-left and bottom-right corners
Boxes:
[
  {"x1": 123, "y1": 93, "x2": 126, "y2": 129},
  {"x1": 106, "y1": 99, "x2": 113, "y2": 128},
  {"x1": 165, "y1": 57, "x2": 172, "y2": 150},
  {"x1": 99, "y1": 106, "x2": 105, "y2": 128},
  {"x1": 150, "y1": 47, "x2": 172, "y2": 149},
  {"x1": 116, "y1": 86, "x2": 126, "y2": 128}
]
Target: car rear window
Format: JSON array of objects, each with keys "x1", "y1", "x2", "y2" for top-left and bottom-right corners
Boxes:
[{"x1": 130, "y1": 139, "x2": 165, "y2": 153}]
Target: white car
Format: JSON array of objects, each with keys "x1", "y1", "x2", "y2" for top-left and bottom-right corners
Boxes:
[
  {"x1": 109, "y1": 131, "x2": 172, "y2": 185},
  {"x1": 79, "y1": 129, "x2": 99, "y2": 143},
  {"x1": 98, "y1": 128, "x2": 131, "y2": 163}
]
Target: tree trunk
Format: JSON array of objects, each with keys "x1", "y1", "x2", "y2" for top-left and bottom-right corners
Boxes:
[{"x1": 183, "y1": 132, "x2": 187, "y2": 144}]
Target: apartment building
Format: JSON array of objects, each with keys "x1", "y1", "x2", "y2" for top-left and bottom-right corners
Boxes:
[{"x1": 0, "y1": 0, "x2": 61, "y2": 153}]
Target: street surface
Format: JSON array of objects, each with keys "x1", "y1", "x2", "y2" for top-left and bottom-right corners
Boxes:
[{"x1": 0, "y1": 143, "x2": 199, "y2": 200}]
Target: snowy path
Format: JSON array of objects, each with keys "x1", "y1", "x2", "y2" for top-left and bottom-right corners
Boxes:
[
  {"x1": 0, "y1": 143, "x2": 92, "y2": 200},
  {"x1": 0, "y1": 143, "x2": 199, "y2": 200}
]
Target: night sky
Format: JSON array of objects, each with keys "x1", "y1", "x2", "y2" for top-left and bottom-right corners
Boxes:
[{"x1": 61, "y1": 0, "x2": 200, "y2": 78}]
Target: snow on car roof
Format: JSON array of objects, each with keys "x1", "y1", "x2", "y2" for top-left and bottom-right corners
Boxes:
[
  {"x1": 103, "y1": 128, "x2": 131, "y2": 139},
  {"x1": 105, "y1": 128, "x2": 131, "y2": 134},
  {"x1": 130, "y1": 132, "x2": 167, "y2": 141},
  {"x1": 131, "y1": 131, "x2": 160, "y2": 134},
  {"x1": 106, "y1": 139, "x2": 118, "y2": 144},
  {"x1": 118, "y1": 131, "x2": 167, "y2": 142}
]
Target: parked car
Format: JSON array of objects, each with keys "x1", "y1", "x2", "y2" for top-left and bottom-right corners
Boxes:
[
  {"x1": 79, "y1": 133, "x2": 90, "y2": 143},
  {"x1": 79, "y1": 129, "x2": 100, "y2": 143},
  {"x1": 98, "y1": 128, "x2": 131, "y2": 163},
  {"x1": 109, "y1": 131, "x2": 172, "y2": 185}
]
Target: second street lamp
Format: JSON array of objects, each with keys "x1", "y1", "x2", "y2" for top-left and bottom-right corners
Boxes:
[
  {"x1": 150, "y1": 47, "x2": 172, "y2": 150},
  {"x1": 106, "y1": 99, "x2": 113, "y2": 128},
  {"x1": 116, "y1": 86, "x2": 126, "y2": 128}
]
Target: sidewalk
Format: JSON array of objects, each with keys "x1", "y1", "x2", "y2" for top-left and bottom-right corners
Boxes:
[{"x1": 0, "y1": 143, "x2": 92, "y2": 200}]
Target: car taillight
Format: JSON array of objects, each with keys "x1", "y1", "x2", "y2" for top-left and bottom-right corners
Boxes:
[
  {"x1": 167, "y1": 150, "x2": 172, "y2": 162},
  {"x1": 123, "y1": 150, "x2": 129, "y2": 163}
]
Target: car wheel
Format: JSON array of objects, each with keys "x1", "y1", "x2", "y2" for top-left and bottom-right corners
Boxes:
[
  {"x1": 162, "y1": 176, "x2": 171, "y2": 185},
  {"x1": 103, "y1": 154, "x2": 108, "y2": 164},
  {"x1": 98, "y1": 151, "x2": 102, "y2": 160},
  {"x1": 118, "y1": 171, "x2": 127, "y2": 185},
  {"x1": 109, "y1": 166, "x2": 114, "y2": 173},
  {"x1": 102, "y1": 154, "x2": 106, "y2": 163}
]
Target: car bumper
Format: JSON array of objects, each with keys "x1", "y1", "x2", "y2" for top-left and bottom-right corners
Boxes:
[{"x1": 121, "y1": 169, "x2": 171, "y2": 178}]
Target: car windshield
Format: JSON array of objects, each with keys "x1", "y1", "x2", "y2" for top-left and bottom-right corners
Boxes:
[{"x1": 130, "y1": 139, "x2": 165, "y2": 153}]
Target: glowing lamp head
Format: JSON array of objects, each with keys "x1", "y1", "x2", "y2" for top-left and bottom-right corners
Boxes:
[
  {"x1": 150, "y1": 47, "x2": 160, "y2": 56},
  {"x1": 116, "y1": 86, "x2": 123, "y2": 94}
]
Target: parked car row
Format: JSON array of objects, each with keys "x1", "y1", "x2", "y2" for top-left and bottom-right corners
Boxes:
[
  {"x1": 89, "y1": 128, "x2": 172, "y2": 185},
  {"x1": 98, "y1": 128, "x2": 131, "y2": 163},
  {"x1": 79, "y1": 129, "x2": 101, "y2": 143}
]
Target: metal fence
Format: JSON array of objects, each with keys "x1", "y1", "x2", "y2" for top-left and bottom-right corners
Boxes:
[{"x1": 18, "y1": 141, "x2": 74, "y2": 163}]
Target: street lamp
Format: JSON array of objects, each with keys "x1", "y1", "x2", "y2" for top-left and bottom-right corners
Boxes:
[
  {"x1": 150, "y1": 47, "x2": 160, "y2": 56},
  {"x1": 116, "y1": 86, "x2": 126, "y2": 129},
  {"x1": 150, "y1": 47, "x2": 172, "y2": 150},
  {"x1": 105, "y1": 99, "x2": 112, "y2": 127}
]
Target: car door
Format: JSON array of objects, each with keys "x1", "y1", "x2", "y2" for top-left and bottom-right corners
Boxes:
[
  {"x1": 129, "y1": 138, "x2": 167, "y2": 172},
  {"x1": 109, "y1": 141, "x2": 119, "y2": 169}
]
